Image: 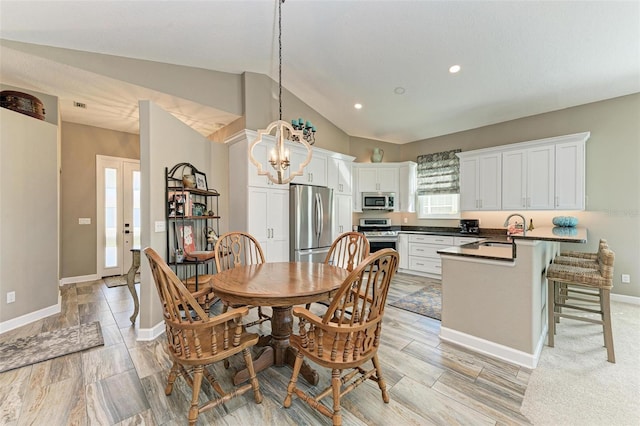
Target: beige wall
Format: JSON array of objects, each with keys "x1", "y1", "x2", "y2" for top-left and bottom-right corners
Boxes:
[
  {"x1": 242, "y1": 72, "x2": 351, "y2": 153},
  {"x1": 1, "y1": 108, "x2": 59, "y2": 324},
  {"x1": 348, "y1": 136, "x2": 402, "y2": 163},
  {"x1": 60, "y1": 122, "x2": 139, "y2": 278},
  {"x1": 400, "y1": 93, "x2": 640, "y2": 297}
]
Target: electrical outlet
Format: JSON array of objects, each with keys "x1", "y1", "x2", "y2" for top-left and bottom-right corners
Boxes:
[
  {"x1": 7, "y1": 291, "x2": 15, "y2": 303},
  {"x1": 621, "y1": 274, "x2": 631, "y2": 284}
]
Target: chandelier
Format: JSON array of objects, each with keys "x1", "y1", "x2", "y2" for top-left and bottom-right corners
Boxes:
[{"x1": 249, "y1": 0, "x2": 314, "y2": 185}]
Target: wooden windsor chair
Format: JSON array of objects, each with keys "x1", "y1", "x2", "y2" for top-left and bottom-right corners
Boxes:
[
  {"x1": 214, "y1": 231, "x2": 270, "y2": 328},
  {"x1": 306, "y1": 231, "x2": 370, "y2": 312},
  {"x1": 144, "y1": 247, "x2": 263, "y2": 425},
  {"x1": 284, "y1": 248, "x2": 399, "y2": 426}
]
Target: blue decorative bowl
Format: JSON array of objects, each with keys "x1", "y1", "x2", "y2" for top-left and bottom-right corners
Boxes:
[{"x1": 552, "y1": 216, "x2": 578, "y2": 227}]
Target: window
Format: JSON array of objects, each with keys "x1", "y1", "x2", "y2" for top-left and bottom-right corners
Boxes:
[
  {"x1": 416, "y1": 149, "x2": 461, "y2": 219},
  {"x1": 417, "y1": 193, "x2": 460, "y2": 219}
]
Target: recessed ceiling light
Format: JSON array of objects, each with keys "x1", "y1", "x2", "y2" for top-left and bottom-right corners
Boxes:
[
  {"x1": 354, "y1": 103, "x2": 363, "y2": 110},
  {"x1": 449, "y1": 65, "x2": 461, "y2": 74},
  {"x1": 394, "y1": 87, "x2": 406, "y2": 95}
]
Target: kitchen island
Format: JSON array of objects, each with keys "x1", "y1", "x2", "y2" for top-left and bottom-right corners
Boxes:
[{"x1": 437, "y1": 227, "x2": 587, "y2": 368}]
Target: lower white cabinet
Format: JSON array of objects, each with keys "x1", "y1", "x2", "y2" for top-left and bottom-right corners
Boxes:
[
  {"x1": 247, "y1": 187, "x2": 289, "y2": 262},
  {"x1": 397, "y1": 233, "x2": 409, "y2": 270},
  {"x1": 399, "y1": 234, "x2": 479, "y2": 278},
  {"x1": 333, "y1": 194, "x2": 353, "y2": 240},
  {"x1": 407, "y1": 235, "x2": 454, "y2": 276}
]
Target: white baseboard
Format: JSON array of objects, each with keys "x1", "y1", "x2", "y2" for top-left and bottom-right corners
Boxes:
[
  {"x1": 0, "y1": 297, "x2": 62, "y2": 334},
  {"x1": 137, "y1": 321, "x2": 165, "y2": 341},
  {"x1": 440, "y1": 326, "x2": 543, "y2": 369},
  {"x1": 59, "y1": 274, "x2": 99, "y2": 286},
  {"x1": 611, "y1": 293, "x2": 640, "y2": 305}
]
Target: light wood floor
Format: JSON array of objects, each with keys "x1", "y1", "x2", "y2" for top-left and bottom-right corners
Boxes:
[{"x1": 0, "y1": 273, "x2": 532, "y2": 425}]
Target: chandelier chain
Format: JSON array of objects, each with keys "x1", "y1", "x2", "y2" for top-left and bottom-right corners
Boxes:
[{"x1": 278, "y1": 0, "x2": 283, "y2": 121}]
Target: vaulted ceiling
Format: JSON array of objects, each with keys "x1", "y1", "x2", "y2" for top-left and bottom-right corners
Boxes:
[{"x1": 1, "y1": 1, "x2": 638, "y2": 143}]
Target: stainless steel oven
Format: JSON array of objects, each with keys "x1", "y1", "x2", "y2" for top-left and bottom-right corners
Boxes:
[{"x1": 358, "y1": 218, "x2": 398, "y2": 252}]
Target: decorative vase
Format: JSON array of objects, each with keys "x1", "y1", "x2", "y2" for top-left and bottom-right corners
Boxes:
[{"x1": 371, "y1": 148, "x2": 384, "y2": 163}]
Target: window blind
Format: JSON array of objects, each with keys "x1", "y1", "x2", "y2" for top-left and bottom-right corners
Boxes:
[{"x1": 416, "y1": 149, "x2": 461, "y2": 195}]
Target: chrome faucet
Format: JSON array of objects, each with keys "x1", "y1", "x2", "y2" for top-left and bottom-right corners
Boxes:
[{"x1": 504, "y1": 213, "x2": 526, "y2": 236}]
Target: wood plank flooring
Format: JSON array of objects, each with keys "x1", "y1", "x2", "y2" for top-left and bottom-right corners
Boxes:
[{"x1": 0, "y1": 273, "x2": 532, "y2": 425}]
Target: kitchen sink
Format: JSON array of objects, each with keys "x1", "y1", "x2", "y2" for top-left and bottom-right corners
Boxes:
[{"x1": 479, "y1": 241, "x2": 513, "y2": 247}]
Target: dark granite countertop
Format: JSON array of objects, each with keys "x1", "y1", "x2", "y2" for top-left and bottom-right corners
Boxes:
[
  {"x1": 509, "y1": 226, "x2": 587, "y2": 243},
  {"x1": 399, "y1": 226, "x2": 506, "y2": 239}
]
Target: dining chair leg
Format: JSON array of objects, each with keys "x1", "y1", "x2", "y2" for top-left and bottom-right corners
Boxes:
[
  {"x1": 165, "y1": 362, "x2": 180, "y2": 395},
  {"x1": 601, "y1": 288, "x2": 615, "y2": 363},
  {"x1": 547, "y1": 279, "x2": 555, "y2": 347},
  {"x1": 188, "y1": 365, "x2": 204, "y2": 426},
  {"x1": 242, "y1": 348, "x2": 264, "y2": 403},
  {"x1": 331, "y1": 369, "x2": 342, "y2": 426},
  {"x1": 284, "y1": 352, "x2": 304, "y2": 408},
  {"x1": 372, "y1": 354, "x2": 389, "y2": 403}
]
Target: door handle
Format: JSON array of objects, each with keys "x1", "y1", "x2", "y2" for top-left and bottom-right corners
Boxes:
[{"x1": 124, "y1": 230, "x2": 130, "y2": 234}]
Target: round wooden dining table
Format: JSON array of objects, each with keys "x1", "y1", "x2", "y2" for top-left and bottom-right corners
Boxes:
[{"x1": 210, "y1": 261, "x2": 350, "y2": 386}]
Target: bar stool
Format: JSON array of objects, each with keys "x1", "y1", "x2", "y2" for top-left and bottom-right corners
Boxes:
[
  {"x1": 553, "y1": 238, "x2": 607, "y2": 269},
  {"x1": 546, "y1": 247, "x2": 615, "y2": 362}
]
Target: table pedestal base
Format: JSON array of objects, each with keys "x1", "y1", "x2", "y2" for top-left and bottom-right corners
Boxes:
[{"x1": 232, "y1": 306, "x2": 319, "y2": 386}]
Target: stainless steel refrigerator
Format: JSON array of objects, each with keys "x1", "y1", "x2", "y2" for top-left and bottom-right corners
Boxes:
[{"x1": 290, "y1": 184, "x2": 334, "y2": 262}]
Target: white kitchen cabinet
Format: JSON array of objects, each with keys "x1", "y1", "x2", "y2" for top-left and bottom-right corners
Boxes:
[
  {"x1": 327, "y1": 155, "x2": 354, "y2": 195},
  {"x1": 407, "y1": 234, "x2": 454, "y2": 277},
  {"x1": 502, "y1": 145, "x2": 555, "y2": 210},
  {"x1": 227, "y1": 130, "x2": 290, "y2": 262},
  {"x1": 356, "y1": 165, "x2": 399, "y2": 193},
  {"x1": 398, "y1": 162, "x2": 417, "y2": 213},
  {"x1": 352, "y1": 162, "x2": 415, "y2": 212},
  {"x1": 397, "y1": 233, "x2": 409, "y2": 270},
  {"x1": 555, "y1": 140, "x2": 585, "y2": 210},
  {"x1": 290, "y1": 147, "x2": 328, "y2": 186},
  {"x1": 333, "y1": 194, "x2": 353, "y2": 240},
  {"x1": 458, "y1": 131, "x2": 589, "y2": 212},
  {"x1": 459, "y1": 153, "x2": 502, "y2": 211},
  {"x1": 248, "y1": 187, "x2": 289, "y2": 262}
]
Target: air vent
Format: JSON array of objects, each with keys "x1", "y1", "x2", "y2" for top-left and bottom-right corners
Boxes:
[{"x1": 73, "y1": 101, "x2": 87, "y2": 109}]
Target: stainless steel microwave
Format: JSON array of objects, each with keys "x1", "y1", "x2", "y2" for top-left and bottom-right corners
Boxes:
[{"x1": 362, "y1": 192, "x2": 395, "y2": 211}]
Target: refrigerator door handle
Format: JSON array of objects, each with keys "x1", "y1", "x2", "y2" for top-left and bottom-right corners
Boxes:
[
  {"x1": 314, "y1": 193, "x2": 321, "y2": 238},
  {"x1": 317, "y1": 193, "x2": 324, "y2": 237}
]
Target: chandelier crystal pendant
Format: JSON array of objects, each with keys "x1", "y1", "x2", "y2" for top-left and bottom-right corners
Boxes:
[{"x1": 249, "y1": 0, "x2": 314, "y2": 185}]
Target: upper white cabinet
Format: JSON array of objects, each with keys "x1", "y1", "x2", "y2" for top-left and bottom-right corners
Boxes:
[
  {"x1": 555, "y1": 140, "x2": 585, "y2": 210},
  {"x1": 357, "y1": 165, "x2": 398, "y2": 193},
  {"x1": 352, "y1": 162, "x2": 416, "y2": 212},
  {"x1": 502, "y1": 145, "x2": 555, "y2": 210},
  {"x1": 290, "y1": 146, "x2": 328, "y2": 186},
  {"x1": 398, "y1": 162, "x2": 417, "y2": 213},
  {"x1": 327, "y1": 154, "x2": 354, "y2": 195},
  {"x1": 459, "y1": 153, "x2": 502, "y2": 211},
  {"x1": 458, "y1": 131, "x2": 589, "y2": 211}
]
